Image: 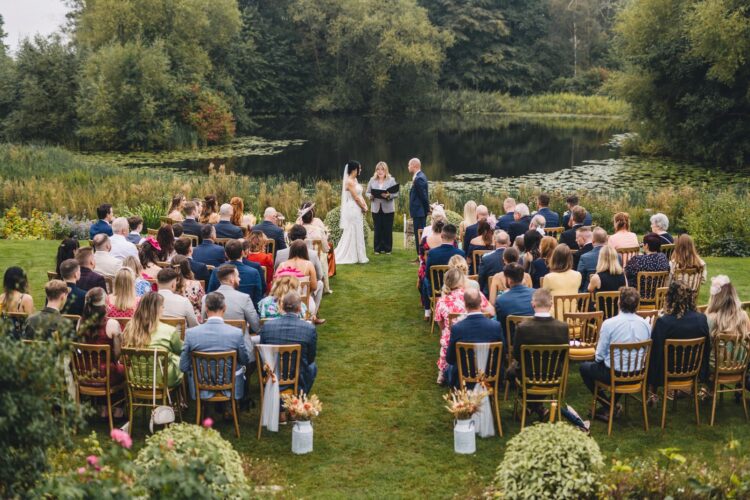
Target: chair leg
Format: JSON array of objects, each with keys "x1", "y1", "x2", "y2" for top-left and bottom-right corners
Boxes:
[
  {"x1": 257, "y1": 399, "x2": 263, "y2": 440},
  {"x1": 607, "y1": 391, "x2": 615, "y2": 436},
  {"x1": 693, "y1": 379, "x2": 700, "y2": 426},
  {"x1": 661, "y1": 385, "x2": 668, "y2": 430},
  {"x1": 430, "y1": 315, "x2": 436, "y2": 335},
  {"x1": 195, "y1": 396, "x2": 201, "y2": 425},
  {"x1": 493, "y1": 391, "x2": 503, "y2": 438},
  {"x1": 232, "y1": 398, "x2": 240, "y2": 438},
  {"x1": 107, "y1": 391, "x2": 114, "y2": 432},
  {"x1": 742, "y1": 386, "x2": 749, "y2": 422},
  {"x1": 591, "y1": 385, "x2": 598, "y2": 429},
  {"x1": 520, "y1": 393, "x2": 527, "y2": 430},
  {"x1": 642, "y1": 387, "x2": 649, "y2": 432},
  {"x1": 127, "y1": 392, "x2": 134, "y2": 436},
  {"x1": 710, "y1": 382, "x2": 719, "y2": 426}
]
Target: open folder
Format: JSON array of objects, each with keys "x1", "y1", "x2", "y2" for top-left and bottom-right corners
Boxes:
[{"x1": 370, "y1": 183, "x2": 400, "y2": 199}]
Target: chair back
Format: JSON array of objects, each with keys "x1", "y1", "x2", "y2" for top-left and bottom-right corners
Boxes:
[
  {"x1": 617, "y1": 246, "x2": 640, "y2": 267},
  {"x1": 63, "y1": 314, "x2": 81, "y2": 323},
  {"x1": 446, "y1": 312, "x2": 494, "y2": 330},
  {"x1": 429, "y1": 265, "x2": 451, "y2": 301},
  {"x1": 255, "y1": 344, "x2": 302, "y2": 391},
  {"x1": 608, "y1": 340, "x2": 652, "y2": 384},
  {"x1": 184, "y1": 234, "x2": 199, "y2": 246},
  {"x1": 147, "y1": 228, "x2": 158, "y2": 237},
  {"x1": 472, "y1": 250, "x2": 492, "y2": 274},
  {"x1": 664, "y1": 338, "x2": 705, "y2": 383},
  {"x1": 2, "y1": 311, "x2": 29, "y2": 337},
  {"x1": 160, "y1": 216, "x2": 175, "y2": 225},
  {"x1": 161, "y1": 317, "x2": 188, "y2": 340},
  {"x1": 71, "y1": 342, "x2": 112, "y2": 386},
  {"x1": 505, "y1": 315, "x2": 532, "y2": 361},
  {"x1": 121, "y1": 347, "x2": 170, "y2": 398},
  {"x1": 519, "y1": 344, "x2": 569, "y2": 388},
  {"x1": 309, "y1": 239, "x2": 324, "y2": 258},
  {"x1": 545, "y1": 227, "x2": 564, "y2": 240},
  {"x1": 265, "y1": 239, "x2": 276, "y2": 256},
  {"x1": 224, "y1": 319, "x2": 247, "y2": 334},
  {"x1": 215, "y1": 238, "x2": 231, "y2": 246},
  {"x1": 713, "y1": 334, "x2": 750, "y2": 375},
  {"x1": 156, "y1": 261, "x2": 170, "y2": 269},
  {"x1": 191, "y1": 350, "x2": 237, "y2": 398},
  {"x1": 298, "y1": 277, "x2": 311, "y2": 317},
  {"x1": 697, "y1": 304, "x2": 708, "y2": 314},
  {"x1": 104, "y1": 275, "x2": 115, "y2": 294},
  {"x1": 564, "y1": 311, "x2": 604, "y2": 348},
  {"x1": 660, "y1": 243, "x2": 676, "y2": 260},
  {"x1": 553, "y1": 293, "x2": 590, "y2": 319},
  {"x1": 47, "y1": 271, "x2": 60, "y2": 281},
  {"x1": 654, "y1": 287, "x2": 668, "y2": 312},
  {"x1": 636, "y1": 271, "x2": 669, "y2": 307},
  {"x1": 455, "y1": 341, "x2": 503, "y2": 390},
  {"x1": 595, "y1": 291, "x2": 620, "y2": 320},
  {"x1": 672, "y1": 267, "x2": 703, "y2": 297},
  {"x1": 636, "y1": 309, "x2": 660, "y2": 328},
  {"x1": 742, "y1": 302, "x2": 750, "y2": 316}
]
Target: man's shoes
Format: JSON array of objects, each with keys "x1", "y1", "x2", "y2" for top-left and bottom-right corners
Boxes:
[
  {"x1": 313, "y1": 317, "x2": 326, "y2": 325},
  {"x1": 411, "y1": 258, "x2": 420, "y2": 264}
]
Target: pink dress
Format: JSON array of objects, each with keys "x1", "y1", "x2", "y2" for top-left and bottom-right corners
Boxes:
[
  {"x1": 106, "y1": 296, "x2": 139, "y2": 318},
  {"x1": 608, "y1": 231, "x2": 639, "y2": 250},
  {"x1": 182, "y1": 280, "x2": 205, "y2": 323},
  {"x1": 433, "y1": 288, "x2": 490, "y2": 384}
]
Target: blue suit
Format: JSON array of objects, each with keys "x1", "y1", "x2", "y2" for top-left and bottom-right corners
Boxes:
[
  {"x1": 497, "y1": 212, "x2": 515, "y2": 232},
  {"x1": 89, "y1": 220, "x2": 112, "y2": 239},
  {"x1": 260, "y1": 314, "x2": 318, "y2": 394},
  {"x1": 410, "y1": 171, "x2": 429, "y2": 255},
  {"x1": 478, "y1": 248, "x2": 505, "y2": 297},
  {"x1": 207, "y1": 260, "x2": 263, "y2": 311},
  {"x1": 509, "y1": 215, "x2": 531, "y2": 244},
  {"x1": 181, "y1": 218, "x2": 204, "y2": 241},
  {"x1": 188, "y1": 257, "x2": 210, "y2": 282},
  {"x1": 537, "y1": 207, "x2": 560, "y2": 228},
  {"x1": 241, "y1": 258, "x2": 266, "y2": 295},
  {"x1": 192, "y1": 241, "x2": 227, "y2": 268},
  {"x1": 213, "y1": 220, "x2": 243, "y2": 239},
  {"x1": 252, "y1": 221, "x2": 287, "y2": 254},
  {"x1": 180, "y1": 318, "x2": 251, "y2": 400},
  {"x1": 445, "y1": 314, "x2": 504, "y2": 387},
  {"x1": 495, "y1": 285, "x2": 535, "y2": 339},
  {"x1": 563, "y1": 211, "x2": 592, "y2": 228},
  {"x1": 423, "y1": 244, "x2": 465, "y2": 308}
]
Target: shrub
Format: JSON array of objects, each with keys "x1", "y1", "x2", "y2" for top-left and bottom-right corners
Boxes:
[
  {"x1": 49, "y1": 214, "x2": 92, "y2": 240},
  {"x1": 490, "y1": 423, "x2": 604, "y2": 499},
  {"x1": 323, "y1": 206, "x2": 370, "y2": 247},
  {"x1": 684, "y1": 190, "x2": 750, "y2": 257},
  {"x1": 121, "y1": 203, "x2": 167, "y2": 231},
  {"x1": 0, "y1": 206, "x2": 53, "y2": 240}
]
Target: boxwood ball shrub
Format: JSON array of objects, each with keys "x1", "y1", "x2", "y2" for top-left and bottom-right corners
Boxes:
[
  {"x1": 323, "y1": 206, "x2": 370, "y2": 247},
  {"x1": 492, "y1": 423, "x2": 604, "y2": 499}
]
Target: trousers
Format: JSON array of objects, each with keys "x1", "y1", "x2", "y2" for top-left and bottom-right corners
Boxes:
[{"x1": 373, "y1": 211, "x2": 394, "y2": 253}]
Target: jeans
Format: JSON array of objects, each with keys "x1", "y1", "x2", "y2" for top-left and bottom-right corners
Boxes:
[
  {"x1": 579, "y1": 360, "x2": 620, "y2": 410},
  {"x1": 413, "y1": 216, "x2": 427, "y2": 255},
  {"x1": 373, "y1": 211, "x2": 394, "y2": 253}
]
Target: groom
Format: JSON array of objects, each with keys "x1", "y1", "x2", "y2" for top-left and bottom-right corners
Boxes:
[{"x1": 408, "y1": 158, "x2": 429, "y2": 260}]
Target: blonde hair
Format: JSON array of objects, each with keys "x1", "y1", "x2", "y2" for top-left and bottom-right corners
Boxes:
[
  {"x1": 442, "y1": 268, "x2": 464, "y2": 295},
  {"x1": 122, "y1": 255, "x2": 143, "y2": 276},
  {"x1": 549, "y1": 244, "x2": 573, "y2": 273},
  {"x1": 706, "y1": 280, "x2": 750, "y2": 340},
  {"x1": 448, "y1": 255, "x2": 469, "y2": 276},
  {"x1": 595, "y1": 245, "x2": 624, "y2": 275},
  {"x1": 540, "y1": 236, "x2": 558, "y2": 264},
  {"x1": 463, "y1": 201, "x2": 477, "y2": 226},
  {"x1": 671, "y1": 234, "x2": 704, "y2": 271},
  {"x1": 371, "y1": 161, "x2": 392, "y2": 180},
  {"x1": 113, "y1": 268, "x2": 137, "y2": 311},
  {"x1": 123, "y1": 292, "x2": 163, "y2": 348},
  {"x1": 270, "y1": 276, "x2": 301, "y2": 303}
]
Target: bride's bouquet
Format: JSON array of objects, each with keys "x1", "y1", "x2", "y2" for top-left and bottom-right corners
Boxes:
[{"x1": 282, "y1": 392, "x2": 322, "y2": 421}]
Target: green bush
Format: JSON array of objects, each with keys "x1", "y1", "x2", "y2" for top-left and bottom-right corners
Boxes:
[
  {"x1": 323, "y1": 206, "x2": 370, "y2": 247},
  {"x1": 685, "y1": 190, "x2": 750, "y2": 257},
  {"x1": 490, "y1": 423, "x2": 604, "y2": 499},
  {"x1": 121, "y1": 203, "x2": 168, "y2": 231}
]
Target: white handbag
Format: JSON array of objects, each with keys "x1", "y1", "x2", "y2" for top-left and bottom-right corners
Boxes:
[{"x1": 149, "y1": 349, "x2": 175, "y2": 433}]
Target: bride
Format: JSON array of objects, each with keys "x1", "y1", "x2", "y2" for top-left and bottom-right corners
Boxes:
[{"x1": 334, "y1": 161, "x2": 369, "y2": 264}]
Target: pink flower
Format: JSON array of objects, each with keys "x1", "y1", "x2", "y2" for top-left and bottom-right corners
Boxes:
[
  {"x1": 77, "y1": 467, "x2": 86, "y2": 475},
  {"x1": 202, "y1": 417, "x2": 213, "y2": 428},
  {"x1": 86, "y1": 455, "x2": 99, "y2": 467},
  {"x1": 110, "y1": 429, "x2": 133, "y2": 449},
  {"x1": 166, "y1": 438, "x2": 175, "y2": 449}
]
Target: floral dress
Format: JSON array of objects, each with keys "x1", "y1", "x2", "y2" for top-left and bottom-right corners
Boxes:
[
  {"x1": 433, "y1": 288, "x2": 490, "y2": 384},
  {"x1": 135, "y1": 278, "x2": 152, "y2": 297},
  {"x1": 258, "y1": 296, "x2": 308, "y2": 320},
  {"x1": 418, "y1": 238, "x2": 457, "y2": 310},
  {"x1": 182, "y1": 279, "x2": 205, "y2": 322}
]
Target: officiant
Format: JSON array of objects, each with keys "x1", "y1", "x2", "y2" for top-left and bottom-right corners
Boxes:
[{"x1": 366, "y1": 161, "x2": 399, "y2": 254}]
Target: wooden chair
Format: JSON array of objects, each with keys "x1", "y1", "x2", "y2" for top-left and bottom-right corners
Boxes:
[
  {"x1": 224, "y1": 319, "x2": 248, "y2": 334},
  {"x1": 265, "y1": 239, "x2": 276, "y2": 256},
  {"x1": 503, "y1": 315, "x2": 533, "y2": 399},
  {"x1": 471, "y1": 249, "x2": 492, "y2": 275},
  {"x1": 121, "y1": 347, "x2": 183, "y2": 436},
  {"x1": 63, "y1": 314, "x2": 81, "y2": 323},
  {"x1": 515, "y1": 344, "x2": 569, "y2": 430},
  {"x1": 215, "y1": 238, "x2": 231, "y2": 246},
  {"x1": 564, "y1": 311, "x2": 604, "y2": 362},
  {"x1": 3, "y1": 311, "x2": 29, "y2": 338},
  {"x1": 660, "y1": 338, "x2": 706, "y2": 429},
  {"x1": 595, "y1": 291, "x2": 620, "y2": 320},
  {"x1": 255, "y1": 344, "x2": 302, "y2": 439},
  {"x1": 636, "y1": 271, "x2": 669, "y2": 309},
  {"x1": 553, "y1": 293, "x2": 590, "y2": 320},
  {"x1": 743, "y1": 302, "x2": 750, "y2": 315},
  {"x1": 104, "y1": 275, "x2": 115, "y2": 294},
  {"x1": 156, "y1": 261, "x2": 170, "y2": 269},
  {"x1": 636, "y1": 309, "x2": 660, "y2": 329},
  {"x1": 47, "y1": 271, "x2": 60, "y2": 281},
  {"x1": 184, "y1": 234, "x2": 199, "y2": 246},
  {"x1": 654, "y1": 287, "x2": 668, "y2": 312},
  {"x1": 147, "y1": 229, "x2": 158, "y2": 237},
  {"x1": 70, "y1": 343, "x2": 126, "y2": 431},
  {"x1": 298, "y1": 277, "x2": 312, "y2": 319},
  {"x1": 697, "y1": 304, "x2": 708, "y2": 314},
  {"x1": 161, "y1": 317, "x2": 188, "y2": 340},
  {"x1": 591, "y1": 339, "x2": 652, "y2": 436},
  {"x1": 429, "y1": 265, "x2": 451, "y2": 335},
  {"x1": 160, "y1": 217, "x2": 175, "y2": 225},
  {"x1": 617, "y1": 246, "x2": 640, "y2": 267},
  {"x1": 455, "y1": 341, "x2": 504, "y2": 437},
  {"x1": 108, "y1": 317, "x2": 131, "y2": 330},
  {"x1": 545, "y1": 227, "x2": 564, "y2": 240},
  {"x1": 191, "y1": 350, "x2": 241, "y2": 437},
  {"x1": 709, "y1": 334, "x2": 750, "y2": 426},
  {"x1": 671, "y1": 267, "x2": 703, "y2": 298},
  {"x1": 417, "y1": 228, "x2": 423, "y2": 243},
  {"x1": 660, "y1": 243, "x2": 676, "y2": 260}
]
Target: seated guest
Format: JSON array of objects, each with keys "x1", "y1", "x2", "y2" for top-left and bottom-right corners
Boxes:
[
  {"x1": 1, "y1": 266, "x2": 34, "y2": 315},
  {"x1": 478, "y1": 230, "x2": 509, "y2": 296},
  {"x1": 542, "y1": 244, "x2": 582, "y2": 320},
  {"x1": 513, "y1": 234, "x2": 525, "y2": 262},
  {"x1": 192, "y1": 225, "x2": 227, "y2": 268},
  {"x1": 126, "y1": 216, "x2": 144, "y2": 245},
  {"x1": 705, "y1": 276, "x2": 750, "y2": 371},
  {"x1": 181, "y1": 201, "x2": 204, "y2": 241},
  {"x1": 578, "y1": 227, "x2": 608, "y2": 292},
  {"x1": 203, "y1": 265, "x2": 260, "y2": 336},
  {"x1": 231, "y1": 196, "x2": 248, "y2": 228},
  {"x1": 167, "y1": 194, "x2": 185, "y2": 222},
  {"x1": 458, "y1": 201, "x2": 477, "y2": 243},
  {"x1": 174, "y1": 237, "x2": 210, "y2": 282},
  {"x1": 122, "y1": 292, "x2": 183, "y2": 388},
  {"x1": 259, "y1": 274, "x2": 308, "y2": 320},
  {"x1": 122, "y1": 256, "x2": 153, "y2": 296},
  {"x1": 180, "y1": 292, "x2": 250, "y2": 403},
  {"x1": 497, "y1": 198, "x2": 516, "y2": 232},
  {"x1": 172, "y1": 222, "x2": 184, "y2": 238},
  {"x1": 588, "y1": 245, "x2": 627, "y2": 296},
  {"x1": 56, "y1": 238, "x2": 80, "y2": 276},
  {"x1": 624, "y1": 233, "x2": 670, "y2": 289},
  {"x1": 466, "y1": 220, "x2": 494, "y2": 275},
  {"x1": 580, "y1": 287, "x2": 650, "y2": 421},
  {"x1": 423, "y1": 224, "x2": 465, "y2": 321},
  {"x1": 156, "y1": 224, "x2": 176, "y2": 262},
  {"x1": 495, "y1": 263, "x2": 535, "y2": 341},
  {"x1": 650, "y1": 213, "x2": 673, "y2": 244},
  {"x1": 172, "y1": 255, "x2": 205, "y2": 321},
  {"x1": 89, "y1": 203, "x2": 114, "y2": 239},
  {"x1": 560, "y1": 205, "x2": 587, "y2": 250},
  {"x1": 260, "y1": 291, "x2": 318, "y2": 394},
  {"x1": 298, "y1": 202, "x2": 332, "y2": 292},
  {"x1": 244, "y1": 231, "x2": 274, "y2": 293},
  {"x1": 276, "y1": 240, "x2": 323, "y2": 324},
  {"x1": 536, "y1": 193, "x2": 560, "y2": 228},
  {"x1": 573, "y1": 225, "x2": 593, "y2": 271},
  {"x1": 199, "y1": 194, "x2": 218, "y2": 224},
  {"x1": 444, "y1": 288, "x2": 504, "y2": 388},
  {"x1": 214, "y1": 203, "x2": 243, "y2": 239},
  {"x1": 418, "y1": 218, "x2": 449, "y2": 312},
  {"x1": 529, "y1": 214, "x2": 546, "y2": 236},
  {"x1": 93, "y1": 234, "x2": 122, "y2": 278},
  {"x1": 608, "y1": 212, "x2": 639, "y2": 250},
  {"x1": 529, "y1": 233, "x2": 554, "y2": 289},
  {"x1": 669, "y1": 234, "x2": 707, "y2": 285},
  {"x1": 511, "y1": 288, "x2": 569, "y2": 419},
  {"x1": 109, "y1": 217, "x2": 139, "y2": 260},
  {"x1": 521, "y1": 230, "x2": 542, "y2": 283},
  {"x1": 75, "y1": 247, "x2": 107, "y2": 292},
  {"x1": 207, "y1": 240, "x2": 263, "y2": 310},
  {"x1": 156, "y1": 268, "x2": 198, "y2": 328},
  {"x1": 59, "y1": 259, "x2": 86, "y2": 316},
  {"x1": 448, "y1": 255, "x2": 479, "y2": 291},
  {"x1": 562, "y1": 195, "x2": 592, "y2": 228},
  {"x1": 237, "y1": 239, "x2": 267, "y2": 294},
  {"x1": 138, "y1": 237, "x2": 163, "y2": 279},
  {"x1": 107, "y1": 268, "x2": 139, "y2": 318},
  {"x1": 463, "y1": 204, "x2": 489, "y2": 253},
  {"x1": 77, "y1": 287, "x2": 125, "y2": 384},
  {"x1": 423, "y1": 205, "x2": 447, "y2": 241},
  {"x1": 24, "y1": 280, "x2": 73, "y2": 339},
  {"x1": 648, "y1": 281, "x2": 709, "y2": 393},
  {"x1": 509, "y1": 203, "x2": 532, "y2": 244},
  {"x1": 275, "y1": 225, "x2": 322, "y2": 303},
  {"x1": 253, "y1": 207, "x2": 287, "y2": 254},
  {"x1": 488, "y1": 248, "x2": 533, "y2": 304}
]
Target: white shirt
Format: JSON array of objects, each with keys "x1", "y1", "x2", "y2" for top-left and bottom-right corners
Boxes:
[
  {"x1": 110, "y1": 234, "x2": 139, "y2": 260},
  {"x1": 93, "y1": 251, "x2": 122, "y2": 277},
  {"x1": 534, "y1": 312, "x2": 552, "y2": 318}
]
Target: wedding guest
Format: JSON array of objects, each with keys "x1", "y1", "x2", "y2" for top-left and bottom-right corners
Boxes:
[
  {"x1": 126, "y1": 216, "x2": 143, "y2": 245},
  {"x1": 423, "y1": 224, "x2": 465, "y2": 321},
  {"x1": 0, "y1": 266, "x2": 34, "y2": 315},
  {"x1": 56, "y1": 238, "x2": 80, "y2": 275},
  {"x1": 463, "y1": 205, "x2": 489, "y2": 253},
  {"x1": 560, "y1": 206, "x2": 587, "y2": 250},
  {"x1": 577, "y1": 227, "x2": 608, "y2": 292},
  {"x1": 459, "y1": 201, "x2": 477, "y2": 244},
  {"x1": 669, "y1": 234, "x2": 707, "y2": 285},
  {"x1": 529, "y1": 214, "x2": 546, "y2": 236},
  {"x1": 509, "y1": 203, "x2": 532, "y2": 244},
  {"x1": 466, "y1": 220, "x2": 494, "y2": 274},
  {"x1": 488, "y1": 248, "x2": 533, "y2": 304},
  {"x1": 608, "y1": 212, "x2": 639, "y2": 250},
  {"x1": 562, "y1": 195, "x2": 592, "y2": 227},
  {"x1": 276, "y1": 240, "x2": 324, "y2": 325},
  {"x1": 536, "y1": 193, "x2": 560, "y2": 228},
  {"x1": 181, "y1": 201, "x2": 203, "y2": 241},
  {"x1": 705, "y1": 276, "x2": 750, "y2": 372},
  {"x1": 59, "y1": 259, "x2": 86, "y2": 316},
  {"x1": 75, "y1": 247, "x2": 107, "y2": 292},
  {"x1": 106, "y1": 269, "x2": 139, "y2": 318},
  {"x1": 444, "y1": 288, "x2": 503, "y2": 387},
  {"x1": 229, "y1": 197, "x2": 245, "y2": 227},
  {"x1": 172, "y1": 222, "x2": 184, "y2": 238},
  {"x1": 89, "y1": 203, "x2": 113, "y2": 239},
  {"x1": 298, "y1": 202, "x2": 331, "y2": 293},
  {"x1": 624, "y1": 233, "x2": 670, "y2": 289},
  {"x1": 478, "y1": 230, "x2": 509, "y2": 296},
  {"x1": 138, "y1": 237, "x2": 163, "y2": 279},
  {"x1": 172, "y1": 255, "x2": 205, "y2": 321},
  {"x1": 497, "y1": 198, "x2": 517, "y2": 232},
  {"x1": 588, "y1": 245, "x2": 627, "y2": 297},
  {"x1": 122, "y1": 292, "x2": 183, "y2": 388},
  {"x1": 174, "y1": 237, "x2": 210, "y2": 282},
  {"x1": 202, "y1": 265, "x2": 260, "y2": 335},
  {"x1": 573, "y1": 225, "x2": 593, "y2": 270},
  {"x1": 92, "y1": 234, "x2": 122, "y2": 278},
  {"x1": 366, "y1": 161, "x2": 399, "y2": 254},
  {"x1": 258, "y1": 274, "x2": 308, "y2": 320},
  {"x1": 260, "y1": 291, "x2": 318, "y2": 394},
  {"x1": 448, "y1": 254, "x2": 479, "y2": 291},
  {"x1": 199, "y1": 194, "x2": 218, "y2": 224},
  {"x1": 542, "y1": 244, "x2": 582, "y2": 319},
  {"x1": 420, "y1": 204, "x2": 446, "y2": 240},
  {"x1": 418, "y1": 219, "x2": 448, "y2": 313},
  {"x1": 156, "y1": 224, "x2": 176, "y2": 261},
  {"x1": 207, "y1": 240, "x2": 263, "y2": 310},
  {"x1": 167, "y1": 195, "x2": 185, "y2": 222},
  {"x1": 192, "y1": 225, "x2": 226, "y2": 268},
  {"x1": 650, "y1": 213, "x2": 673, "y2": 244},
  {"x1": 274, "y1": 225, "x2": 322, "y2": 295},
  {"x1": 156, "y1": 268, "x2": 198, "y2": 328},
  {"x1": 243, "y1": 233, "x2": 273, "y2": 293},
  {"x1": 23, "y1": 280, "x2": 73, "y2": 340},
  {"x1": 253, "y1": 207, "x2": 287, "y2": 255},
  {"x1": 109, "y1": 217, "x2": 139, "y2": 260},
  {"x1": 77, "y1": 287, "x2": 124, "y2": 385},
  {"x1": 525, "y1": 231, "x2": 549, "y2": 289},
  {"x1": 122, "y1": 256, "x2": 153, "y2": 296},
  {"x1": 495, "y1": 263, "x2": 535, "y2": 341}
]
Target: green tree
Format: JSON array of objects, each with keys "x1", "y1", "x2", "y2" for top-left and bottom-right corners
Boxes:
[{"x1": 0, "y1": 15, "x2": 16, "y2": 134}]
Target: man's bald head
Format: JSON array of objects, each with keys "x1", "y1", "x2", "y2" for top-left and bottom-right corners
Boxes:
[
  {"x1": 476, "y1": 205, "x2": 489, "y2": 220},
  {"x1": 408, "y1": 158, "x2": 422, "y2": 174},
  {"x1": 464, "y1": 288, "x2": 482, "y2": 311}
]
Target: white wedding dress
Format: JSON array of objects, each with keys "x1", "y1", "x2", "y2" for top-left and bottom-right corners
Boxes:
[{"x1": 335, "y1": 182, "x2": 369, "y2": 264}]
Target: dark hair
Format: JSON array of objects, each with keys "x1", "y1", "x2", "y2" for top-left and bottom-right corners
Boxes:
[
  {"x1": 204, "y1": 292, "x2": 226, "y2": 313},
  {"x1": 477, "y1": 220, "x2": 493, "y2": 246},
  {"x1": 59, "y1": 259, "x2": 80, "y2": 281},
  {"x1": 156, "y1": 225, "x2": 175, "y2": 260},
  {"x1": 442, "y1": 224, "x2": 457, "y2": 240},
  {"x1": 75, "y1": 247, "x2": 94, "y2": 267},
  {"x1": 127, "y1": 216, "x2": 143, "y2": 231},
  {"x1": 79, "y1": 287, "x2": 107, "y2": 342},
  {"x1": 571, "y1": 206, "x2": 587, "y2": 224},
  {"x1": 200, "y1": 224, "x2": 215, "y2": 240},
  {"x1": 288, "y1": 224, "x2": 307, "y2": 242},
  {"x1": 538, "y1": 193, "x2": 551, "y2": 207},
  {"x1": 172, "y1": 222, "x2": 183, "y2": 238},
  {"x1": 217, "y1": 264, "x2": 237, "y2": 282},
  {"x1": 200, "y1": 194, "x2": 218, "y2": 222},
  {"x1": 523, "y1": 230, "x2": 542, "y2": 260},
  {"x1": 566, "y1": 195, "x2": 579, "y2": 206},
  {"x1": 504, "y1": 262, "x2": 525, "y2": 284},
  {"x1": 300, "y1": 202, "x2": 314, "y2": 224},
  {"x1": 3, "y1": 267, "x2": 29, "y2": 299},
  {"x1": 288, "y1": 240, "x2": 309, "y2": 260},
  {"x1": 431, "y1": 218, "x2": 445, "y2": 234},
  {"x1": 96, "y1": 203, "x2": 112, "y2": 220},
  {"x1": 56, "y1": 238, "x2": 80, "y2": 275},
  {"x1": 345, "y1": 161, "x2": 361, "y2": 176},
  {"x1": 139, "y1": 240, "x2": 160, "y2": 267},
  {"x1": 503, "y1": 247, "x2": 520, "y2": 264},
  {"x1": 643, "y1": 233, "x2": 663, "y2": 252},
  {"x1": 171, "y1": 255, "x2": 194, "y2": 293},
  {"x1": 665, "y1": 280, "x2": 695, "y2": 319},
  {"x1": 156, "y1": 267, "x2": 178, "y2": 285},
  {"x1": 247, "y1": 230, "x2": 266, "y2": 253},
  {"x1": 619, "y1": 287, "x2": 640, "y2": 314},
  {"x1": 168, "y1": 194, "x2": 184, "y2": 213},
  {"x1": 550, "y1": 244, "x2": 573, "y2": 273},
  {"x1": 225, "y1": 240, "x2": 243, "y2": 260},
  {"x1": 174, "y1": 237, "x2": 192, "y2": 256}
]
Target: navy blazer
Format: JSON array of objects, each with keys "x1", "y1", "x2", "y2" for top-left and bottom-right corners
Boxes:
[
  {"x1": 253, "y1": 221, "x2": 287, "y2": 253},
  {"x1": 497, "y1": 212, "x2": 515, "y2": 232},
  {"x1": 409, "y1": 171, "x2": 430, "y2": 218},
  {"x1": 560, "y1": 223, "x2": 584, "y2": 250},
  {"x1": 181, "y1": 218, "x2": 204, "y2": 241},
  {"x1": 495, "y1": 285, "x2": 535, "y2": 338},
  {"x1": 62, "y1": 282, "x2": 86, "y2": 316},
  {"x1": 241, "y1": 258, "x2": 267, "y2": 294},
  {"x1": 192, "y1": 241, "x2": 227, "y2": 268},
  {"x1": 478, "y1": 248, "x2": 505, "y2": 296},
  {"x1": 508, "y1": 215, "x2": 531, "y2": 244},
  {"x1": 562, "y1": 211, "x2": 593, "y2": 228},
  {"x1": 213, "y1": 220, "x2": 243, "y2": 239},
  {"x1": 188, "y1": 257, "x2": 211, "y2": 282},
  {"x1": 537, "y1": 207, "x2": 560, "y2": 228},
  {"x1": 462, "y1": 222, "x2": 478, "y2": 253},
  {"x1": 425, "y1": 244, "x2": 465, "y2": 283},
  {"x1": 446, "y1": 314, "x2": 504, "y2": 367},
  {"x1": 89, "y1": 219, "x2": 112, "y2": 239},
  {"x1": 260, "y1": 314, "x2": 318, "y2": 394},
  {"x1": 576, "y1": 245, "x2": 603, "y2": 292},
  {"x1": 207, "y1": 260, "x2": 263, "y2": 310},
  {"x1": 76, "y1": 267, "x2": 107, "y2": 292}
]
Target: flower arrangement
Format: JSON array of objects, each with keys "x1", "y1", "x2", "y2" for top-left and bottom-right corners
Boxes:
[
  {"x1": 443, "y1": 386, "x2": 489, "y2": 420},
  {"x1": 282, "y1": 392, "x2": 322, "y2": 421}
]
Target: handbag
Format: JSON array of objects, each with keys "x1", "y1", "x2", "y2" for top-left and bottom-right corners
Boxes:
[{"x1": 149, "y1": 348, "x2": 175, "y2": 433}]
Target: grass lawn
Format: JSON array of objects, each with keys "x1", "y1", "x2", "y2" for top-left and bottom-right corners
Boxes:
[{"x1": 2, "y1": 237, "x2": 750, "y2": 497}]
